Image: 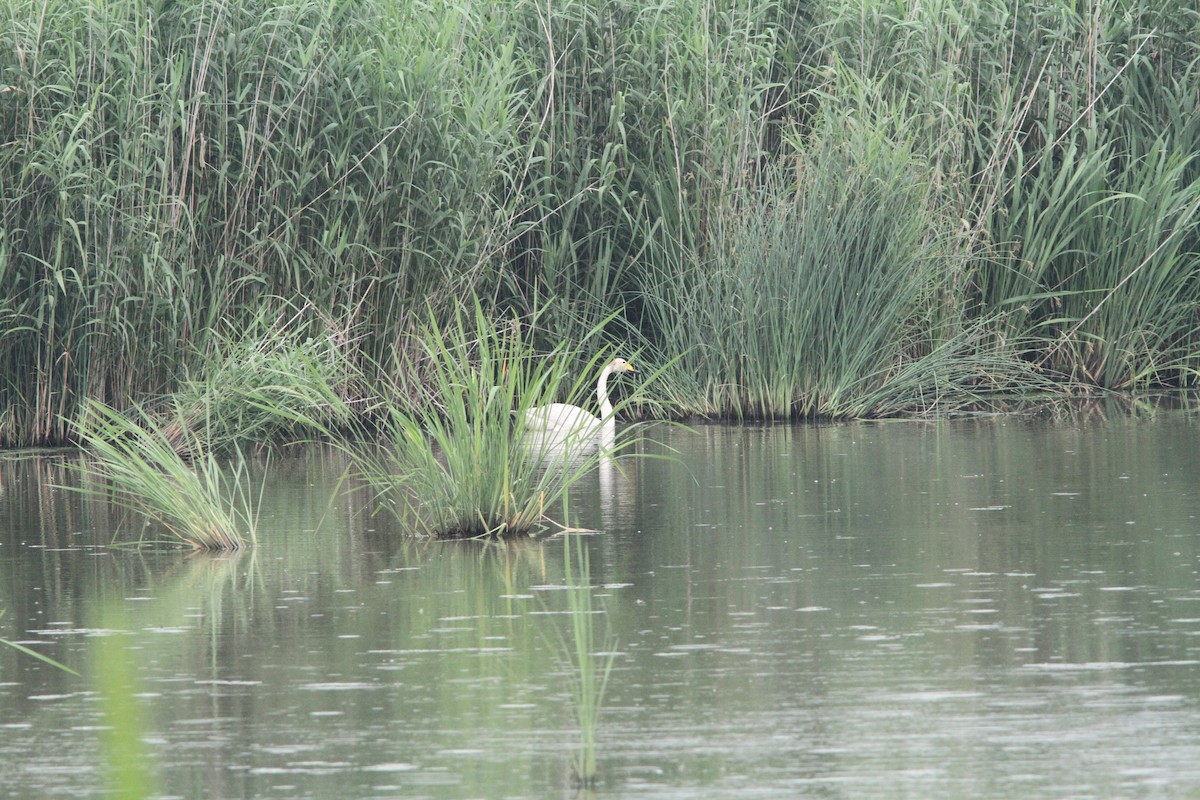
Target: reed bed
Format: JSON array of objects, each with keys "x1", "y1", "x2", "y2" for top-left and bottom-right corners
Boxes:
[
  {"x1": 0, "y1": 0, "x2": 533, "y2": 444},
  {"x1": 1, "y1": 0, "x2": 1197, "y2": 445}
]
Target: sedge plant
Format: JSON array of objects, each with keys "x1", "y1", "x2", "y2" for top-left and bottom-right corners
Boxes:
[
  {"x1": 344, "y1": 301, "x2": 642, "y2": 538},
  {"x1": 644, "y1": 74, "x2": 1051, "y2": 419},
  {"x1": 67, "y1": 401, "x2": 263, "y2": 550},
  {"x1": 163, "y1": 303, "x2": 360, "y2": 457}
]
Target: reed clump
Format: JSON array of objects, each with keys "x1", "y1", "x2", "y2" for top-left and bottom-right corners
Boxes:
[
  {"x1": 645, "y1": 79, "x2": 1057, "y2": 418},
  {"x1": 162, "y1": 304, "x2": 360, "y2": 457},
  {"x1": 68, "y1": 401, "x2": 262, "y2": 550},
  {"x1": 340, "y1": 302, "x2": 641, "y2": 538}
]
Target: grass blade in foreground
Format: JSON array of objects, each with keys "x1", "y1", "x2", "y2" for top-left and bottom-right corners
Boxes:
[
  {"x1": 93, "y1": 603, "x2": 158, "y2": 799},
  {"x1": 0, "y1": 610, "x2": 79, "y2": 676},
  {"x1": 67, "y1": 402, "x2": 261, "y2": 551},
  {"x1": 560, "y1": 534, "x2": 616, "y2": 787}
]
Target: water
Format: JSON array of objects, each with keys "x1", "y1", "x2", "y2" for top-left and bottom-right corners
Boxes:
[{"x1": 3, "y1": 413, "x2": 1200, "y2": 798}]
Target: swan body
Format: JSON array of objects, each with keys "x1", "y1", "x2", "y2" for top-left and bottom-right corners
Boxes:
[{"x1": 525, "y1": 358, "x2": 635, "y2": 447}]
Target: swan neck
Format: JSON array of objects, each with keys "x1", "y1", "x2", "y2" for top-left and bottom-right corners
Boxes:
[{"x1": 596, "y1": 365, "x2": 614, "y2": 421}]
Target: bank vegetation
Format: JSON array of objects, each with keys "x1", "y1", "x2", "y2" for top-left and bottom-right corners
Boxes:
[{"x1": 1, "y1": 0, "x2": 1197, "y2": 447}]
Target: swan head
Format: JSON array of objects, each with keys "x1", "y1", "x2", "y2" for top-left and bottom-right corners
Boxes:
[{"x1": 607, "y1": 357, "x2": 636, "y2": 374}]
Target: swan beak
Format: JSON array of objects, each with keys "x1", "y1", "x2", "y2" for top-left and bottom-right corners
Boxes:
[{"x1": 625, "y1": 362, "x2": 637, "y2": 373}]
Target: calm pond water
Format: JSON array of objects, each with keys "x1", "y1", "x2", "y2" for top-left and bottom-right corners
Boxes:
[{"x1": 3, "y1": 412, "x2": 1200, "y2": 798}]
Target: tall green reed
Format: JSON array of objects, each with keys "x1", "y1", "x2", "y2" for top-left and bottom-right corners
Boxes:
[
  {"x1": 645, "y1": 73, "x2": 1051, "y2": 418},
  {"x1": 1, "y1": 0, "x2": 1199, "y2": 446},
  {"x1": 809, "y1": 0, "x2": 1200, "y2": 392},
  {"x1": 0, "y1": 0, "x2": 536, "y2": 444},
  {"x1": 987, "y1": 137, "x2": 1200, "y2": 388},
  {"x1": 968, "y1": 2, "x2": 1200, "y2": 389},
  {"x1": 555, "y1": 534, "x2": 616, "y2": 787},
  {"x1": 505, "y1": 0, "x2": 806, "y2": 337}
]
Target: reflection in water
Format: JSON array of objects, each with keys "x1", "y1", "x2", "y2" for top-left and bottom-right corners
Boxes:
[
  {"x1": 3, "y1": 414, "x2": 1200, "y2": 797},
  {"x1": 598, "y1": 455, "x2": 616, "y2": 531},
  {"x1": 525, "y1": 423, "x2": 635, "y2": 534}
]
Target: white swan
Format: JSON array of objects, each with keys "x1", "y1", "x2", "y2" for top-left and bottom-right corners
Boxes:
[{"x1": 524, "y1": 357, "x2": 636, "y2": 446}]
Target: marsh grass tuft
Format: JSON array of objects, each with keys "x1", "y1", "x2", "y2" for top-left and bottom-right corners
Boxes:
[
  {"x1": 342, "y1": 301, "x2": 641, "y2": 538},
  {"x1": 163, "y1": 304, "x2": 360, "y2": 457},
  {"x1": 68, "y1": 401, "x2": 262, "y2": 551},
  {"x1": 645, "y1": 81, "x2": 1047, "y2": 419},
  {"x1": 986, "y1": 138, "x2": 1200, "y2": 388}
]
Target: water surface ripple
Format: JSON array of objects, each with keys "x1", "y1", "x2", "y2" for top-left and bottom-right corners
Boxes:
[{"x1": 2, "y1": 414, "x2": 1200, "y2": 797}]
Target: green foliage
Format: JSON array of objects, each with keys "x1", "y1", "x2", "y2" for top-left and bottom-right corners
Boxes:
[
  {"x1": 0, "y1": 0, "x2": 532, "y2": 444},
  {"x1": 164, "y1": 302, "x2": 360, "y2": 456},
  {"x1": 1, "y1": 0, "x2": 1198, "y2": 442},
  {"x1": 67, "y1": 401, "x2": 262, "y2": 550},
  {"x1": 505, "y1": 0, "x2": 806, "y2": 334},
  {"x1": 645, "y1": 75, "x2": 1052, "y2": 418},
  {"x1": 987, "y1": 137, "x2": 1200, "y2": 388},
  {"x1": 341, "y1": 301, "x2": 640, "y2": 538},
  {"x1": 808, "y1": 0, "x2": 1200, "y2": 393}
]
